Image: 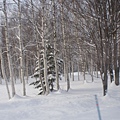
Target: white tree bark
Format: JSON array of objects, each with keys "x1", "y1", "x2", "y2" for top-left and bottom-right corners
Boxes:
[
  {"x1": 42, "y1": 0, "x2": 49, "y2": 95},
  {"x1": 61, "y1": 0, "x2": 70, "y2": 91},
  {"x1": 53, "y1": 0, "x2": 59, "y2": 90},
  {"x1": 31, "y1": 0, "x2": 45, "y2": 94},
  {"x1": 74, "y1": 8, "x2": 81, "y2": 82},
  {"x1": 61, "y1": 2, "x2": 67, "y2": 82},
  {"x1": 18, "y1": 0, "x2": 26, "y2": 96},
  {"x1": 0, "y1": 45, "x2": 11, "y2": 99},
  {"x1": 3, "y1": 0, "x2": 15, "y2": 97}
]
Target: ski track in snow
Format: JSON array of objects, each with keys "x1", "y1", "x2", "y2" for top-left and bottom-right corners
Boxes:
[{"x1": 0, "y1": 74, "x2": 120, "y2": 120}]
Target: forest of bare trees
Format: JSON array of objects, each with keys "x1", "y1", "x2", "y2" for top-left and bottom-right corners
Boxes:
[{"x1": 0, "y1": 0, "x2": 119, "y2": 98}]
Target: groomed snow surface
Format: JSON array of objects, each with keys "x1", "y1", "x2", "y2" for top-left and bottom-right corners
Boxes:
[{"x1": 0, "y1": 73, "x2": 120, "y2": 120}]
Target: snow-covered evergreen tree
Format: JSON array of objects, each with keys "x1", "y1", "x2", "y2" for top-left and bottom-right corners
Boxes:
[{"x1": 30, "y1": 43, "x2": 63, "y2": 95}]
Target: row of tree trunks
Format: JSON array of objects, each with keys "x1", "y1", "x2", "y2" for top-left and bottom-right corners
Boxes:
[{"x1": 0, "y1": 0, "x2": 119, "y2": 97}]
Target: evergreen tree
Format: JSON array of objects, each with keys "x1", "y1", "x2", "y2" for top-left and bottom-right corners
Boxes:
[{"x1": 30, "y1": 43, "x2": 63, "y2": 95}]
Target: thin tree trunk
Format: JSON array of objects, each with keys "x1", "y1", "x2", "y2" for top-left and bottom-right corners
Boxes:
[
  {"x1": 25, "y1": 56, "x2": 29, "y2": 84},
  {"x1": 91, "y1": 49, "x2": 94, "y2": 82},
  {"x1": 108, "y1": 0, "x2": 114, "y2": 83},
  {"x1": 66, "y1": 63, "x2": 70, "y2": 91},
  {"x1": 0, "y1": 46, "x2": 11, "y2": 99},
  {"x1": 19, "y1": 68, "x2": 21, "y2": 82},
  {"x1": 13, "y1": 56, "x2": 17, "y2": 83},
  {"x1": 53, "y1": 0, "x2": 59, "y2": 90},
  {"x1": 83, "y1": 61, "x2": 86, "y2": 81},
  {"x1": 31, "y1": 0, "x2": 45, "y2": 94},
  {"x1": 0, "y1": 69, "x2": 2, "y2": 84},
  {"x1": 18, "y1": 0, "x2": 26, "y2": 96},
  {"x1": 96, "y1": 65, "x2": 99, "y2": 78},
  {"x1": 42, "y1": 0, "x2": 49, "y2": 95},
  {"x1": 61, "y1": 1, "x2": 70, "y2": 90},
  {"x1": 103, "y1": 67, "x2": 108, "y2": 96},
  {"x1": 109, "y1": 47, "x2": 114, "y2": 83},
  {"x1": 78, "y1": 62, "x2": 80, "y2": 81},
  {"x1": 103, "y1": 0, "x2": 109, "y2": 96},
  {"x1": 69, "y1": 61, "x2": 72, "y2": 78},
  {"x1": 0, "y1": 77, "x2": 2, "y2": 84},
  {"x1": 3, "y1": 0, "x2": 15, "y2": 97},
  {"x1": 113, "y1": 0, "x2": 119, "y2": 85},
  {"x1": 72, "y1": 61, "x2": 74, "y2": 81},
  {"x1": 61, "y1": 0, "x2": 67, "y2": 82}
]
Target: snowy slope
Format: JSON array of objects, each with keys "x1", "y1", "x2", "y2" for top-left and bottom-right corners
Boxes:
[{"x1": 0, "y1": 73, "x2": 120, "y2": 120}]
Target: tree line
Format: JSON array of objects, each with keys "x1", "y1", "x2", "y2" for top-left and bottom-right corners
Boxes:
[{"x1": 0, "y1": 0, "x2": 119, "y2": 99}]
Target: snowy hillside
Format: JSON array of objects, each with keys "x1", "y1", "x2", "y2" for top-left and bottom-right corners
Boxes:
[{"x1": 0, "y1": 73, "x2": 120, "y2": 120}]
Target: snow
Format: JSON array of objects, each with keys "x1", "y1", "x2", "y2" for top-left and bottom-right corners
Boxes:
[{"x1": 0, "y1": 73, "x2": 120, "y2": 120}]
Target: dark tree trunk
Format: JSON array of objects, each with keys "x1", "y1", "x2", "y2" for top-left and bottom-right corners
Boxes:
[
  {"x1": 109, "y1": 67, "x2": 114, "y2": 83},
  {"x1": 103, "y1": 62, "x2": 108, "y2": 96},
  {"x1": 109, "y1": 39, "x2": 114, "y2": 83},
  {"x1": 115, "y1": 67, "x2": 119, "y2": 85}
]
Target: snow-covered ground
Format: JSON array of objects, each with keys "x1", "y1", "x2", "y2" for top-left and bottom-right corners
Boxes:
[{"x1": 0, "y1": 73, "x2": 120, "y2": 120}]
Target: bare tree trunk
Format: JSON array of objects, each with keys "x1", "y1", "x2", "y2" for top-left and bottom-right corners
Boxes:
[
  {"x1": 0, "y1": 76, "x2": 2, "y2": 84},
  {"x1": 103, "y1": 0, "x2": 109, "y2": 96},
  {"x1": 0, "y1": 69, "x2": 2, "y2": 84},
  {"x1": 53, "y1": 0, "x2": 59, "y2": 90},
  {"x1": 96, "y1": 65, "x2": 99, "y2": 78},
  {"x1": 113, "y1": 0, "x2": 119, "y2": 86},
  {"x1": 78, "y1": 62, "x2": 80, "y2": 81},
  {"x1": 19, "y1": 68, "x2": 21, "y2": 82},
  {"x1": 69, "y1": 61, "x2": 72, "y2": 78},
  {"x1": 3, "y1": 0, "x2": 15, "y2": 97},
  {"x1": 42, "y1": 0, "x2": 49, "y2": 95},
  {"x1": 25, "y1": 56, "x2": 29, "y2": 84},
  {"x1": 0, "y1": 45, "x2": 11, "y2": 99},
  {"x1": 66, "y1": 62, "x2": 70, "y2": 91},
  {"x1": 31, "y1": 0, "x2": 45, "y2": 94},
  {"x1": 118, "y1": 40, "x2": 120, "y2": 73},
  {"x1": 13, "y1": 56, "x2": 17, "y2": 83},
  {"x1": 109, "y1": 44, "x2": 114, "y2": 83},
  {"x1": 102, "y1": 56, "x2": 108, "y2": 96},
  {"x1": 61, "y1": 0, "x2": 70, "y2": 90},
  {"x1": 90, "y1": 49, "x2": 94, "y2": 82},
  {"x1": 61, "y1": 0, "x2": 67, "y2": 82},
  {"x1": 114, "y1": 31, "x2": 119, "y2": 85},
  {"x1": 83, "y1": 60, "x2": 86, "y2": 81},
  {"x1": 72, "y1": 61, "x2": 74, "y2": 81},
  {"x1": 18, "y1": 0, "x2": 26, "y2": 96},
  {"x1": 83, "y1": 65, "x2": 86, "y2": 81}
]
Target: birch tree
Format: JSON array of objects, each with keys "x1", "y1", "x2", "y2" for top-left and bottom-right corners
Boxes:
[
  {"x1": 60, "y1": 0, "x2": 70, "y2": 91},
  {"x1": 12, "y1": 0, "x2": 26, "y2": 96},
  {"x1": 52, "y1": 0, "x2": 59, "y2": 90},
  {"x1": 111, "y1": 0, "x2": 119, "y2": 86},
  {"x1": 3, "y1": 0, "x2": 15, "y2": 97},
  {"x1": 41, "y1": 0, "x2": 50, "y2": 95},
  {"x1": 0, "y1": 39, "x2": 11, "y2": 99},
  {"x1": 30, "y1": 0, "x2": 45, "y2": 94},
  {"x1": 18, "y1": 0, "x2": 26, "y2": 96}
]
